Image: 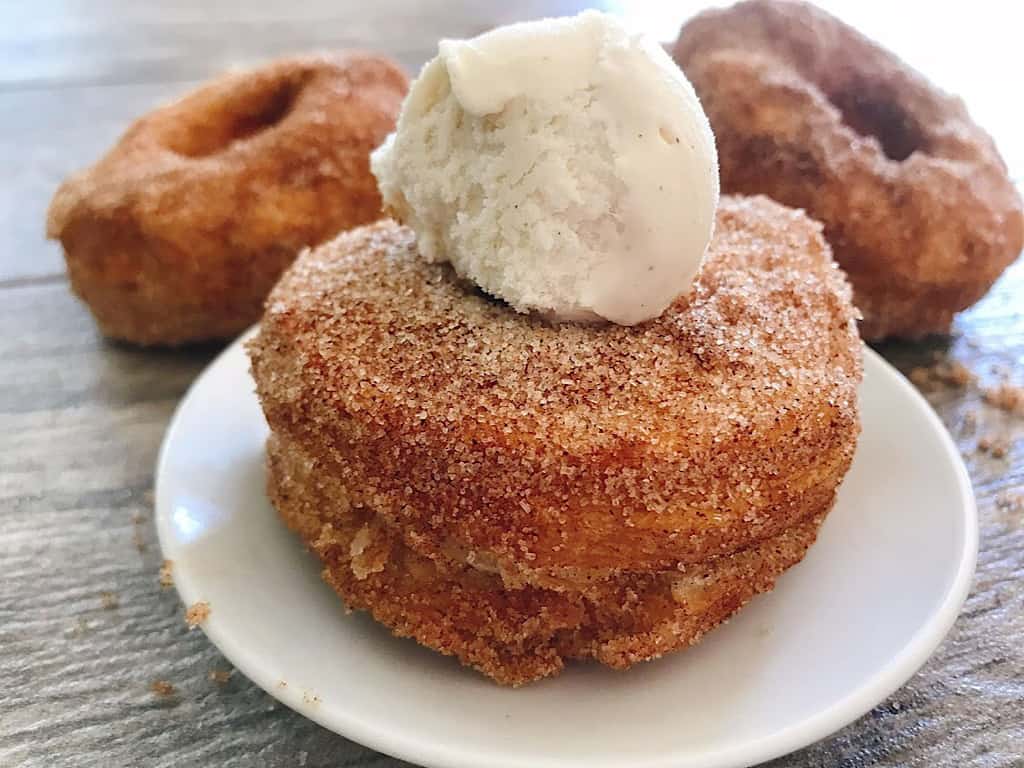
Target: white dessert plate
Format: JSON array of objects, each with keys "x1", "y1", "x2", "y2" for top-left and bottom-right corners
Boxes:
[{"x1": 156, "y1": 328, "x2": 976, "y2": 768}]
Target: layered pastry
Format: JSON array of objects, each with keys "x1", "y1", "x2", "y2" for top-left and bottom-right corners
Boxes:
[{"x1": 250, "y1": 12, "x2": 863, "y2": 685}]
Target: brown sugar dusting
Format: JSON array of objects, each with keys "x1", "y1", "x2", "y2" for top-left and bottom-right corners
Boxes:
[
  {"x1": 151, "y1": 680, "x2": 176, "y2": 697},
  {"x1": 185, "y1": 601, "x2": 211, "y2": 628}
]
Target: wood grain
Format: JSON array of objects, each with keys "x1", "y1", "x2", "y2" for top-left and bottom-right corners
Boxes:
[
  {"x1": 1, "y1": 1, "x2": 1022, "y2": 766},
  {"x1": 0, "y1": 0, "x2": 589, "y2": 88}
]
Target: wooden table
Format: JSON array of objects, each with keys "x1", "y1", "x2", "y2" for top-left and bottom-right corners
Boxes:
[{"x1": 2, "y1": 2, "x2": 1022, "y2": 766}]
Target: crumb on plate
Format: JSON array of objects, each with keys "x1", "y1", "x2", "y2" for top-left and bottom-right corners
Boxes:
[{"x1": 185, "y1": 600, "x2": 211, "y2": 628}]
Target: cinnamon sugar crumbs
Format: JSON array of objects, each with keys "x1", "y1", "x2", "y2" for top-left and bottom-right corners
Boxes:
[
  {"x1": 209, "y1": 669, "x2": 233, "y2": 684},
  {"x1": 910, "y1": 360, "x2": 975, "y2": 389},
  {"x1": 159, "y1": 559, "x2": 174, "y2": 588},
  {"x1": 909, "y1": 367, "x2": 932, "y2": 387},
  {"x1": 983, "y1": 383, "x2": 1024, "y2": 415},
  {"x1": 185, "y1": 601, "x2": 211, "y2": 628},
  {"x1": 977, "y1": 435, "x2": 1009, "y2": 458},
  {"x1": 132, "y1": 513, "x2": 147, "y2": 552},
  {"x1": 151, "y1": 680, "x2": 176, "y2": 697},
  {"x1": 943, "y1": 362, "x2": 976, "y2": 387}
]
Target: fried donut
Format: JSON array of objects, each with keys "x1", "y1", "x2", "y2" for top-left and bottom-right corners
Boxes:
[
  {"x1": 46, "y1": 54, "x2": 408, "y2": 345},
  {"x1": 249, "y1": 195, "x2": 861, "y2": 592},
  {"x1": 267, "y1": 430, "x2": 826, "y2": 685},
  {"x1": 674, "y1": 0, "x2": 1024, "y2": 340}
]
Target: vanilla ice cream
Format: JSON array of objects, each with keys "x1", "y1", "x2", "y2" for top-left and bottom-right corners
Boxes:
[{"x1": 371, "y1": 11, "x2": 719, "y2": 325}]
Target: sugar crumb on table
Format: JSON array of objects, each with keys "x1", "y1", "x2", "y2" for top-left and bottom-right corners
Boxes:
[
  {"x1": 909, "y1": 367, "x2": 932, "y2": 387},
  {"x1": 185, "y1": 600, "x2": 211, "y2": 628},
  {"x1": 132, "y1": 516, "x2": 147, "y2": 552},
  {"x1": 977, "y1": 435, "x2": 1010, "y2": 458},
  {"x1": 208, "y1": 669, "x2": 233, "y2": 684},
  {"x1": 982, "y1": 382, "x2": 1024, "y2": 415},
  {"x1": 159, "y1": 559, "x2": 174, "y2": 587},
  {"x1": 909, "y1": 360, "x2": 976, "y2": 390},
  {"x1": 151, "y1": 680, "x2": 176, "y2": 697}
]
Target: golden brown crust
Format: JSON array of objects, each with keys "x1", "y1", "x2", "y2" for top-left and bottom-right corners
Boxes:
[
  {"x1": 47, "y1": 53, "x2": 408, "y2": 346},
  {"x1": 249, "y1": 196, "x2": 862, "y2": 587},
  {"x1": 267, "y1": 431, "x2": 827, "y2": 686},
  {"x1": 674, "y1": 0, "x2": 1024, "y2": 340}
]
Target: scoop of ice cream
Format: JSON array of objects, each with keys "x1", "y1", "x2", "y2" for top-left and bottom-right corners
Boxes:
[{"x1": 371, "y1": 10, "x2": 719, "y2": 325}]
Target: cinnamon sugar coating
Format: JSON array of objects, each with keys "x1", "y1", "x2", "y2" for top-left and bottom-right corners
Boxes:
[
  {"x1": 249, "y1": 196, "x2": 861, "y2": 587},
  {"x1": 250, "y1": 195, "x2": 861, "y2": 684},
  {"x1": 47, "y1": 54, "x2": 408, "y2": 345},
  {"x1": 267, "y1": 432, "x2": 826, "y2": 685},
  {"x1": 674, "y1": 0, "x2": 1024, "y2": 340}
]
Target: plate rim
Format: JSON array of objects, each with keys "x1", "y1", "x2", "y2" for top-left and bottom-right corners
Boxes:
[{"x1": 155, "y1": 331, "x2": 977, "y2": 768}]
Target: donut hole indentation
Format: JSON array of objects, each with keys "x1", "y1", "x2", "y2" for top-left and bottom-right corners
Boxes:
[
  {"x1": 171, "y1": 80, "x2": 301, "y2": 158},
  {"x1": 828, "y1": 88, "x2": 925, "y2": 162}
]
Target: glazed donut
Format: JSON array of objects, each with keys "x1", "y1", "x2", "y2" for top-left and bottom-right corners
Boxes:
[
  {"x1": 249, "y1": 196, "x2": 862, "y2": 592},
  {"x1": 674, "y1": 0, "x2": 1023, "y2": 340},
  {"x1": 46, "y1": 54, "x2": 408, "y2": 345}
]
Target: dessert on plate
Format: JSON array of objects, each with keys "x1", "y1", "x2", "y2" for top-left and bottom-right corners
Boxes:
[{"x1": 249, "y1": 11, "x2": 863, "y2": 685}]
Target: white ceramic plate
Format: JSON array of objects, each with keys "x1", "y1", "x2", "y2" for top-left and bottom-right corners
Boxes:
[{"x1": 156, "y1": 329, "x2": 976, "y2": 768}]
